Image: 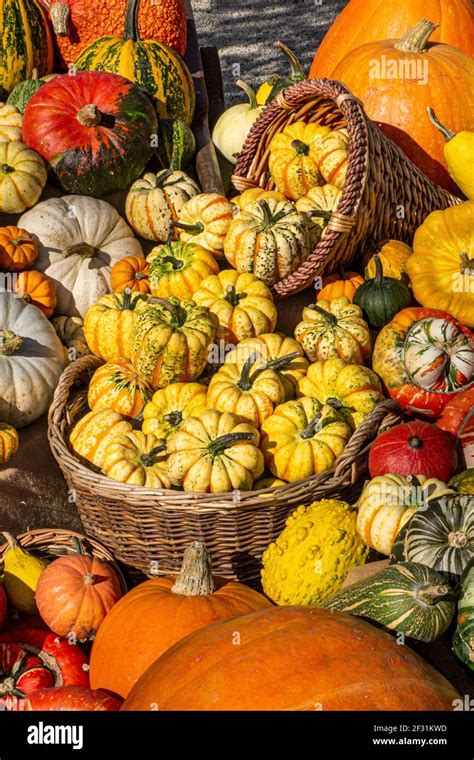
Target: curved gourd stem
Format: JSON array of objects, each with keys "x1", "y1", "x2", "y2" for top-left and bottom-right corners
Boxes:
[
  {"x1": 300, "y1": 414, "x2": 323, "y2": 439},
  {"x1": 62, "y1": 242, "x2": 98, "y2": 259},
  {"x1": 160, "y1": 256, "x2": 184, "y2": 270},
  {"x1": 224, "y1": 285, "x2": 245, "y2": 306},
  {"x1": 140, "y1": 445, "x2": 167, "y2": 468},
  {"x1": 267, "y1": 351, "x2": 301, "y2": 371},
  {"x1": 163, "y1": 411, "x2": 183, "y2": 428},
  {"x1": 173, "y1": 220, "x2": 205, "y2": 234},
  {"x1": 235, "y1": 80, "x2": 259, "y2": 110},
  {"x1": 372, "y1": 254, "x2": 385, "y2": 285},
  {"x1": 274, "y1": 41, "x2": 305, "y2": 82},
  {"x1": 123, "y1": 0, "x2": 141, "y2": 43},
  {"x1": 171, "y1": 542, "x2": 215, "y2": 596},
  {"x1": 394, "y1": 19, "x2": 438, "y2": 54},
  {"x1": 291, "y1": 139, "x2": 310, "y2": 156},
  {"x1": 307, "y1": 303, "x2": 338, "y2": 327},
  {"x1": 237, "y1": 351, "x2": 261, "y2": 390},
  {"x1": 207, "y1": 431, "x2": 255, "y2": 457},
  {"x1": 427, "y1": 107, "x2": 455, "y2": 142},
  {"x1": 50, "y1": 2, "x2": 70, "y2": 35}
]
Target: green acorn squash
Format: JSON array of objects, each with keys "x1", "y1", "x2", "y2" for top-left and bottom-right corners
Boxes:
[
  {"x1": 323, "y1": 562, "x2": 456, "y2": 643},
  {"x1": 354, "y1": 254, "x2": 411, "y2": 328},
  {"x1": 452, "y1": 559, "x2": 474, "y2": 670},
  {"x1": 391, "y1": 493, "x2": 474, "y2": 577}
]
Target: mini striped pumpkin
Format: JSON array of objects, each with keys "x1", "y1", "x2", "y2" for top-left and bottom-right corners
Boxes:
[
  {"x1": 88, "y1": 358, "x2": 153, "y2": 420},
  {"x1": 73, "y1": 0, "x2": 195, "y2": 124}
]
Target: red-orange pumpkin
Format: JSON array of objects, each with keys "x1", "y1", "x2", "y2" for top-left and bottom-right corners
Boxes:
[
  {"x1": 122, "y1": 606, "x2": 459, "y2": 710},
  {"x1": 328, "y1": 20, "x2": 474, "y2": 192},
  {"x1": 35, "y1": 545, "x2": 124, "y2": 641},
  {"x1": 310, "y1": 0, "x2": 474, "y2": 78},
  {"x1": 18, "y1": 686, "x2": 122, "y2": 711},
  {"x1": 436, "y1": 388, "x2": 474, "y2": 436},
  {"x1": 90, "y1": 542, "x2": 272, "y2": 699}
]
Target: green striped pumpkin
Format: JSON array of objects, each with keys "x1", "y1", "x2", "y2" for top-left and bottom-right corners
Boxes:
[
  {"x1": 157, "y1": 119, "x2": 196, "y2": 171},
  {"x1": 453, "y1": 560, "x2": 474, "y2": 670},
  {"x1": 322, "y1": 562, "x2": 456, "y2": 643},
  {"x1": 73, "y1": 0, "x2": 195, "y2": 125},
  {"x1": 0, "y1": 0, "x2": 54, "y2": 94},
  {"x1": 391, "y1": 494, "x2": 474, "y2": 577}
]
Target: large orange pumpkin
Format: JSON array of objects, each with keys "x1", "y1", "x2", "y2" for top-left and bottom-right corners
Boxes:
[
  {"x1": 329, "y1": 20, "x2": 474, "y2": 192},
  {"x1": 310, "y1": 0, "x2": 474, "y2": 78},
  {"x1": 35, "y1": 545, "x2": 124, "y2": 641},
  {"x1": 45, "y1": 0, "x2": 187, "y2": 67},
  {"x1": 122, "y1": 606, "x2": 459, "y2": 711},
  {"x1": 90, "y1": 542, "x2": 271, "y2": 698}
]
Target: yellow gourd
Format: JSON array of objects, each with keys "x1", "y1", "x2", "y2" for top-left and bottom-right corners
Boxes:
[
  {"x1": 0, "y1": 422, "x2": 19, "y2": 464},
  {"x1": 428, "y1": 108, "x2": 474, "y2": 199},
  {"x1": 2, "y1": 532, "x2": 48, "y2": 613},
  {"x1": 261, "y1": 499, "x2": 368, "y2": 606}
]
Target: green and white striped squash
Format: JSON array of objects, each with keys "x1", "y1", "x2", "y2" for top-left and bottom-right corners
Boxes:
[
  {"x1": 322, "y1": 562, "x2": 456, "y2": 643},
  {"x1": 73, "y1": 0, "x2": 195, "y2": 125},
  {"x1": 157, "y1": 119, "x2": 196, "y2": 172},
  {"x1": 452, "y1": 560, "x2": 474, "y2": 670},
  {"x1": 391, "y1": 494, "x2": 474, "y2": 577},
  {"x1": 0, "y1": 0, "x2": 54, "y2": 94},
  {"x1": 6, "y1": 70, "x2": 57, "y2": 113}
]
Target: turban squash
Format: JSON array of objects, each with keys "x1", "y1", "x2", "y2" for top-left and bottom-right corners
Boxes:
[{"x1": 122, "y1": 606, "x2": 460, "y2": 710}]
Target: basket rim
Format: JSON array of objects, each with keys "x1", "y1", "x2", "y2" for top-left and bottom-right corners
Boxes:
[{"x1": 47, "y1": 355, "x2": 400, "y2": 513}]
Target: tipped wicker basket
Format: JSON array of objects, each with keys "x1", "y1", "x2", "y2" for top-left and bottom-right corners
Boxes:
[
  {"x1": 0, "y1": 528, "x2": 128, "y2": 594},
  {"x1": 232, "y1": 79, "x2": 461, "y2": 298},
  {"x1": 48, "y1": 355, "x2": 400, "y2": 586}
]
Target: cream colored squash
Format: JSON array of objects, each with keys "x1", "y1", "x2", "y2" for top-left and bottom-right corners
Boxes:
[
  {"x1": 19, "y1": 196, "x2": 143, "y2": 318},
  {"x1": 0, "y1": 141, "x2": 47, "y2": 214},
  {"x1": 0, "y1": 103, "x2": 22, "y2": 142}
]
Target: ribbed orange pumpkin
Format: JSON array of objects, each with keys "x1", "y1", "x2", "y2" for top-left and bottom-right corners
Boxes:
[
  {"x1": 88, "y1": 358, "x2": 153, "y2": 419},
  {"x1": 45, "y1": 0, "x2": 187, "y2": 67},
  {"x1": 89, "y1": 542, "x2": 272, "y2": 699},
  {"x1": 122, "y1": 606, "x2": 459, "y2": 711},
  {"x1": 310, "y1": 0, "x2": 474, "y2": 78},
  {"x1": 0, "y1": 226, "x2": 38, "y2": 271},
  {"x1": 14, "y1": 270, "x2": 57, "y2": 317},
  {"x1": 35, "y1": 544, "x2": 124, "y2": 641},
  {"x1": 110, "y1": 256, "x2": 150, "y2": 294},
  {"x1": 329, "y1": 20, "x2": 474, "y2": 192},
  {"x1": 317, "y1": 269, "x2": 364, "y2": 302}
]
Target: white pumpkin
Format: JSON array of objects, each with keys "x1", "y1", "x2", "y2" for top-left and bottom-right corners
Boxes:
[
  {"x1": 212, "y1": 81, "x2": 263, "y2": 165},
  {"x1": 0, "y1": 293, "x2": 66, "y2": 428},
  {"x1": 19, "y1": 196, "x2": 143, "y2": 317}
]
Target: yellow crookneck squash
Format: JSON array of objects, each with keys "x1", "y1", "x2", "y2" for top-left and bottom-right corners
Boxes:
[
  {"x1": 84, "y1": 289, "x2": 149, "y2": 361},
  {"x1": 294, "y1": 296, "x2": 372, "y2": 364},
  {"x1": 297, "y1": 357, "x2": 384, "y2": 429},
  {"x1": 102, "y1": 431, "x2": 170, "y2": 488},
  {"x1": 407, "y1": 201, "x2": 474, "y2": 327},
  {"x1": 192, "y1": 270, "x2": 277, "y2": 344},
  {"x1": 174, "y1": 193, "x2": 234, "y2": 258},
  {"x1": 142, "y1": 382, "x2": 208, "y2": 440},
  {"x1": 167, "y1": 409, "x2": 264, "y2": 492},
  {"x1": 224, "y1": 198, "x2": 310, "y2": 287},
  {"x1": 148, "y1": 240, "x2": 219, "y2": 300},
  {"x1": 260, "y1": 396, "x2": 351, "y2": 482},
  {"x1": 207, "y1": 351, "x2": 285, "y2": 428},
  {"x1": 225, "y1": 332, "x2": 308, "y2": 401},
  {"x1": 428, "y1": 108, "x2": 474, "y2": 199},
  {"x1": 88, "y1": 358, "x2": 153, "y2": 420},
  {"x1": 268, "y1": 121, "x2": 330, "y2": 200},
  {"x1": 132, "y1": 297, "x2": 216, "y2": 389}
]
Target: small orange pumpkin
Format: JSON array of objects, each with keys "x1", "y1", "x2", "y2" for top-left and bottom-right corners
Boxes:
[
  {"x1": 35, "y1": 541, "x2": 124, "y2": 642},
  {"x1": 110, "y1": 256, "x2": 150, "y2": 294},
  {"x1": 14, "y1": 270, "x2": 57, "y2": 317},
  {"x1": 88, "y1": 358, "x2": 153, "y2": 419},
  {"x1": 317, "y1": 267, "x2": 364, "y2": 303},
  {"x1": 0, "y1": 226, "x2": 39, "y2": 272}
]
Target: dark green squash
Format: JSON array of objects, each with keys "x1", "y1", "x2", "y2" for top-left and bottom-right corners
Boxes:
[
  {"x1": 390, "y1": 493, "x2": 474, "y2": 577},
  {"x1": 354, "y1": 254, "x2": 411, "y2": 328},
  {"x1": 452, "y1": 559, "x2": 474, "y2": 670},
  {"x1": 322, "y1": 562, "x2": 455, "y2": 643},
  {"x1": 6, "y1": 70, "x2": 53, "y2": 113},
  {"x1": 157, "y1": 119, "x2": 196, "y2": 171}
]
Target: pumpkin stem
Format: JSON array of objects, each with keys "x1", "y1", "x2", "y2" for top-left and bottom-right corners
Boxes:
[
  {"x1": 134, "y1": 271, "x2": 148, "y2": 281},
  {"x1": 236, "y1": 80, "x2": 259, "y2": 111},
  {"x1": 415, "y1": 583, "x2": 453, "y2": 606},
  {"x1": 326, "y1": 396, "x2": 343, "y2": 410},
  {"x1": 395, "y1": 19, "x2": 438, "y2": 54},
  {"x1": 291, "y1": 139, "x2": 310, "y2": 156},
  {"x1": 11, "y1": 236, "x2": 33, "y2": 246},
  {"x1": 307, "y1": 210, "x2": 332, "y2": 221},
  {"x1": 460, "y1": 253, "x2": 474, "y2": 275},
  {"x1": 307, "y1": 303, "x2": 338, "y2": 327},
  {"x1": 123, "y1": 0, "x2": 140, "y2": 42},
  {"x1": 76, "y1": 104, "x2": 103, "y2": 128},
  {"x1": 1, "y1": 532, "x2": 19, "y2": 550},
  {"x1": 50, "y1": 1, "x2": 70, "y2": 35},
  {"x1": 171, "y1": 542, "x2": 215, "y2": 596},
  {"x1": 408, "y1": 435, "x2": 424, "y2": 450},
  {"x1": 371, "y1": 254, "x2": 385, "y2": 285},
  {"x1": 0, "y1": 164, "x2": 15, "y2": 174},
  {"x1": 448, "y1": 531, "x2": 467, "y2": 549},
  {"x1": 338, "y1": 263, "x2": 346, "y2": 280},
  {"x1": 0, "y1": 330, "x2": 23, "y2": 356},
  {"x1": 258, "y1": 199, "x2": 275, "y2": 227},
  {"x1": 163, "y1": 411, "x2": 183, "y2": 428},
  {"x1": 122, "y1": 287, "x2": 133, "y2": 311},
  {"x1": 237, "y1": 351, "x2": 261, "y2": 390},
  {"x1": 274, "y1": 41, "x2": 305, "y2": 82},
  {"x1": 427, "y1": 108, "x2": 455, "y2": 142},
  {"x1": 155, "y1": 170, "x2": 174, "y2": 190},
  {"x1": 300, "y1": 414, "x2": 323, "y2": 439},
  {"x1": 71, "y1": 536, "x2": 86, "y2": 555},
  {"x1": 139, "y1": 445, "x2": 167, "y2": 468},
  {"x1": 21, "y1": 294, "x2": 32, "y2": 305},
  {"x1": 224, "y1": 285, "x2": 245, "y2": 306},
  {"x1": 207, "y1": 431, "x2": 255, "y2": 457},
  {"x1": 267, "y1": 350, "x2": 301, "y2": 371},
  {"x1": 62, "y1": 242, "x2": 98, "y2": 259},
  {"x1": 160, "y1": 256, "x2": 184, "y2": 270},
  {"x1": 83, "y1": 572, "x2": 96, "y2": 587},
  {"x1": 173, "y1": 220, "x2": 205, "y2": 235}
]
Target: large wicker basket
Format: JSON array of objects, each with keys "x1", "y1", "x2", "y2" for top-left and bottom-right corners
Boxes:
[
  {"x1": 232, "y1": 79, "x2": 461, "y2": 298},
  {"x1": 48, "y1": 355, "x2": 400, "y2": 586}
]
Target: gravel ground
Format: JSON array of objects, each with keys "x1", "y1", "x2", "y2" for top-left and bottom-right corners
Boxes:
[{"x1": 193, "y1": 0, "x2": 346, "y2": 104}]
